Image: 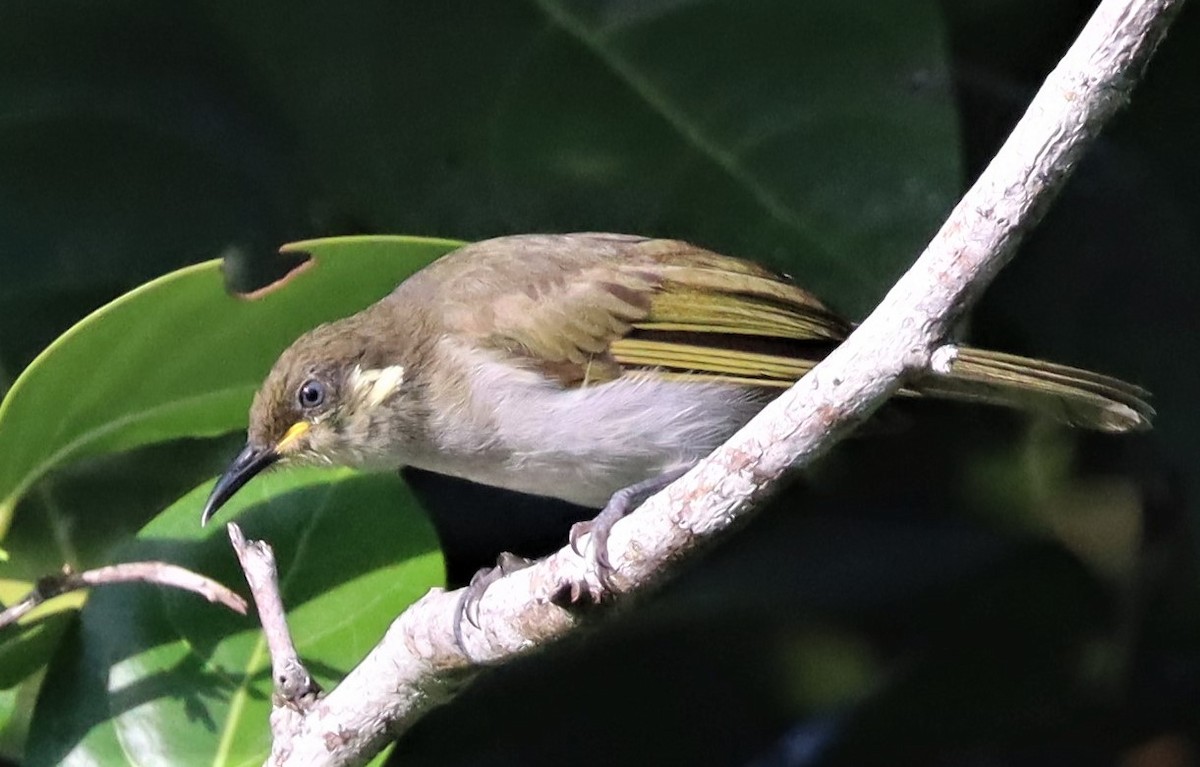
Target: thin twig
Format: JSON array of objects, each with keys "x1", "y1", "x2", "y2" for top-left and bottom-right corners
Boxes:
[
  {"x1": 227, "y1": 523, "x2": 321, "y2": 707},
  {"x1": 264, "y1": 1, "x2": 1185, "y2": 763},
  {"x1": 0, "y1": 561, "x2": 246, "y2": 630}
]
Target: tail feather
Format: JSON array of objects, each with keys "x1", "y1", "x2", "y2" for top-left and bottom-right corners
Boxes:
[
  {"x1": 613, "y1": 329, "x2": 1153, "y2": 433},
  {"x1": 910, "y1": 347, "x2": 1153, "y2": 433}
]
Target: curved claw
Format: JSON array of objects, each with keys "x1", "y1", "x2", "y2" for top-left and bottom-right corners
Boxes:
[
  {"x1": 568, "y1": 520, "x2": 591, "y2": 558},
  {"x1": 566, "y1": 502, "x2": 624, "y2": 597},
  {"x1": 452, "y1": 553, "x2": 535, "y2": 650},
  {"x1": 565, "y1": 467, "x2": 692, "y2": 596}
]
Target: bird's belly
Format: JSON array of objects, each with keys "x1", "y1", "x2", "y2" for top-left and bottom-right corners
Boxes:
[
  {"x1": 415, "y1": 372, "x2": 768, "y2": 508},
  {"x1": 407, "y1": 451, "x2": 648, "y2": 508}
]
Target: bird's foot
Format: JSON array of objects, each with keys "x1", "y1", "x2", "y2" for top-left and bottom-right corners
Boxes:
[
  {"x1": 566, "y1": 503, "x2": 624, "y2": 601},
  {"x1": 566, "y1": 466, "x2": 691, "y2": 602},
  {"x1": 454, "y1": 551, "x2": 534, "y2": 647}
]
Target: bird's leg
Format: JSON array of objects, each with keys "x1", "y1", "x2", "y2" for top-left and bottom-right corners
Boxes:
[
  {"x1": 455, "y1": 467, "x2": 691, "y2": 646},
  {"x1": 454, "y1": 551, "x2": 534, "y2": 645},
  {"x1": 568, "y1": 465, "x2": 692, "y2": 591}
]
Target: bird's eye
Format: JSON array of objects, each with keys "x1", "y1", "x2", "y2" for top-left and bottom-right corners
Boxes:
[{"x1": 297, "y1": 379, "x2": 326, "y2": 409}]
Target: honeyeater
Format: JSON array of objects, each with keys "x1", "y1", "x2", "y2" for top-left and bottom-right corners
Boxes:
[{"x1": 201, "y1": 233, "x2": 1153, "y2": 576}]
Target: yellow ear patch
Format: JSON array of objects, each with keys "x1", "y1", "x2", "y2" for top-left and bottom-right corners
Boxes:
[
  {"x1": 350, "y1": 365, "x2": 406, "y2": 409},
  {"x1": 276, "y1": 421, "x2": 311, "y2": 453}
]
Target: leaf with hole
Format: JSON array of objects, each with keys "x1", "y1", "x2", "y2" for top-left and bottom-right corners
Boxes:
[{"x1": 0, "y1": 237, "x2": 460, "y2": 535}]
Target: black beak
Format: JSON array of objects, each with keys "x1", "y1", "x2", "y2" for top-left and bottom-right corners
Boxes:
[{"x1": 200, "y1": 442, "x2": 280, "y2": 526}]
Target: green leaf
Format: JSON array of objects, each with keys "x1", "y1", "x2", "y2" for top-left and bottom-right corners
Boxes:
[
  {"x1": 0, "y1": 436, "x2": 248, "y2": 581},
  {"x1": 26, "y1": 465, "x2": 443, "y2": 766},
  {"x1": 0, "y1": 237, "x2": 459, "y2": 535},
  {"x1": 478, "y1": 0, "x2": 961, "y2": 308},
  {"x1": 0, "y1": 579, "x2": 83, "y2": 690},
  {"x1": 0, "y1": 685, "x2": 16, "y2": 741},
  {"x1": 0, "y1": 613, "x2": 78, "y2": 693},
  {"x1": 210, "y1": 0, "x2": 959, "y2": 309}
]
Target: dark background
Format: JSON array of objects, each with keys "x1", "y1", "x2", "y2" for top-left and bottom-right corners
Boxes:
[{"x1": 1, "y1": 1, "x2": 1197, "y2": 765}]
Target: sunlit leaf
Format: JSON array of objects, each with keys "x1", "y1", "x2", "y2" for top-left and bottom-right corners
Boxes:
[
  {"x1": 0, "y1": 237, "x2": 459, "y2": 534},
  {"x1": 26, "y1": 466, "x2": 443, "y2": 766},
  {"x1": 0, "y1": 579, "x2": 84, "y2": 690}
]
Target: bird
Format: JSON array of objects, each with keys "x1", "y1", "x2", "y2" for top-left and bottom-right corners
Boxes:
[{"x1": 200, "y1": 233, "x2": 1153, "y2": 593}]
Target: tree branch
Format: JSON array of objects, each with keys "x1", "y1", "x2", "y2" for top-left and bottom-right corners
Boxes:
[
  {"x1": 227, "y1": 523, "x2": 321, "y2": 707},
  {"x1": 259, "y1": 1, "x2": 1185, "y2": 763},
  {"x1": 0, "y1": 561, "x2": 246, "y2": 630}
]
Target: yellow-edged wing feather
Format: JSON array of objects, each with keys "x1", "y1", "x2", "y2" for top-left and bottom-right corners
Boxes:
[
  {"x1": 426, "y1": 233, "x2": 1150, "y2": 431},
  {"x1": 431, "y1": 234, "x2": 848, "y2": 387}
]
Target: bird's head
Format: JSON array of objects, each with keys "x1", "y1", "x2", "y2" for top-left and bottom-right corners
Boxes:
[{"x1": 200, "y1": 315, "x2": 413, "y2": 525}]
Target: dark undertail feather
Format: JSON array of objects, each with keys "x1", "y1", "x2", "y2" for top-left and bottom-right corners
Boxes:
[{"x1": 610, "y1": 330, "x2": 1153, "y2": 433}]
